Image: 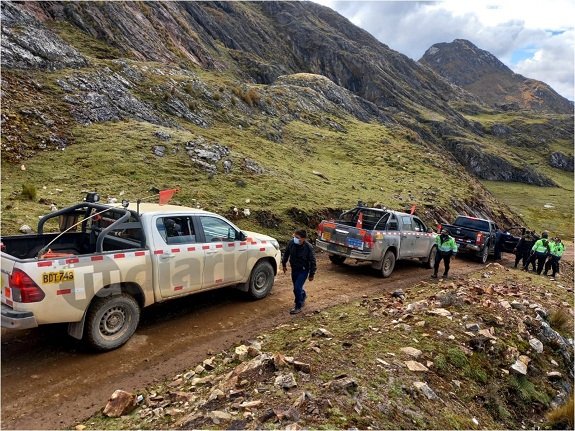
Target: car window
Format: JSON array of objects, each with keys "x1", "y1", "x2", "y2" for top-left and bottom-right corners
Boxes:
[
  {"x1": 413, "y1": 218, "x2": 426, "y2": 232},
  {"x1": 401, "y1": 216, "x2": 413, "y2": 231},
  {"x1": 387, "y1": 214, "x2": 398, "y2": 231},
  {"x1": 199, "y1": 216, "x2": 238, "y2": 242},
  {"x1": 454, "y1": 217, "x2": 490, "y2": 231},
  {"x1": 156, "y1": 216, "x2": 196, "y2": 245}
]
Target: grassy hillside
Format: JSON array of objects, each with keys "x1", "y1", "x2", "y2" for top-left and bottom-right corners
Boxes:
[{"x1": 1, "y1": 115, "x2": 493, "y2": 243}]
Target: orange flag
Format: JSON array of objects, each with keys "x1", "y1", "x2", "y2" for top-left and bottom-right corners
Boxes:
[
  {"x1": 159, "y1": 189, "x2": 178, "y2": 205},
  {"x1": 410, "y1": 204, "x2": 416, "y2": 215},
  {"x1": 356, "y1": 212, "x2": 363, "y2": 229}
]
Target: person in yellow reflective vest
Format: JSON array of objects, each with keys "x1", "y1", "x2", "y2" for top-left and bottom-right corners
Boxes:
[
  {"x1": 432, "y1": 229, "x2": 458, "y2": 279},
  {"x1": 544, "y1": 237, "x2": 565, "y2": 279},
  {"x1": 524, "y1": 231, "x2": 551, "y2": 274}
]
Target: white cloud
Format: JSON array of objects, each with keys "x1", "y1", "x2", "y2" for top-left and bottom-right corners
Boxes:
[{"x1": 314, "y1": 0, "x2": 574, "y2": 100}]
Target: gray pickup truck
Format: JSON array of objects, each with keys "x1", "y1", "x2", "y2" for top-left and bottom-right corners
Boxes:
[{"x1": 316, "y1": 206, "x2": 437, "y2": 277}]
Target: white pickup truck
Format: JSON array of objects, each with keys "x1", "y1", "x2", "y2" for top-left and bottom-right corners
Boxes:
[{"x1": 1, "y1": 193, "x2": 281, "y2": 350}]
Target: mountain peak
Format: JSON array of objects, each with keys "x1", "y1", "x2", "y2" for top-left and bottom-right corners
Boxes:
[{"x1": 419, "y1": 39, "x2": 572, "y2": 113}]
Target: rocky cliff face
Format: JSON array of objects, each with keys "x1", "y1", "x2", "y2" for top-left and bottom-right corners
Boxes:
[
  {"x1": 419, "y1": 39, "x2": 573, "y2": 114},
  {"x1": 1, "y1": 1, "x2": 572, "y2": 233}
]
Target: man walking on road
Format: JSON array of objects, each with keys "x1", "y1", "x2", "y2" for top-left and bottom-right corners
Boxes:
[
  {"x1": 432, "y1": 228, "x2": 458, "y2": 279},
  {"x1": 282, "y1": 229, "x2": 317, "y2": 315}
]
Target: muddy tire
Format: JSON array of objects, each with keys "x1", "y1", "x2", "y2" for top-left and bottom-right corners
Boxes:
[
  {"x1": 84, "y1": 293, "x2": 140, "y2": 351},
  {"x1": 247, "y1": 260, "x2": 274, "y2": 299},
  {"x1": 381, "y1": 250, "x2": 396, "y2": 278},
  {"x1": 425, "y1": 246, "x2": 437, "y2": 269},
  {"x1": 478, "y1": 241, "x2": 489, "y2": 264},
  {"x1": 329, "y1": 255, "x2": 346, "y2": 265}
]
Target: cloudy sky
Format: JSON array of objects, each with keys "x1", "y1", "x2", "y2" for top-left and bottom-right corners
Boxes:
[{"x1": 314, "y1": 0, "x2": 574, "y2": 101}]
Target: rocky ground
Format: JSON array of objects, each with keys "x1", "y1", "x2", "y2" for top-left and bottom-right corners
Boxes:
[{"x1": 77, "y1": 260, "x2": 574, "y2": 430}]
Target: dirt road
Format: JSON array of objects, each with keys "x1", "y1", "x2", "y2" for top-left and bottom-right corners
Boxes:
[{"x1": 1, "y1": 253, "x2": 504, "y2": 429}]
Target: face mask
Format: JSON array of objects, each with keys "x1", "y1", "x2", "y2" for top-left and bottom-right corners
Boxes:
[{"x1": 293, "y1": 237, "x2": 301, "y2": 245}]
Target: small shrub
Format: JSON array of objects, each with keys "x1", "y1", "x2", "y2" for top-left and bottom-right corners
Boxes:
[
  {"x1": 21, "y1": 183, "x2": 37, "y2": 201},
  {"x1": 546, "y1": 394, "x2": 574, "y2": 429},
  {"x1": 509, "y1": 375, "x2": 551, "y2": 406},
  {"x1": 434, "y1": 353, "x2": 447, "y2": 371},
  {"x1": 548, "y1": 308, "x2": 571, "y2": 335},
  {"x1": 464, "y1": 365, "x2": 488, "y2": 383},
  {"x1": 212, "y1": 93, "x2": 221, "y2": 101},
  {"x1": 242, "y1": 87, "x2": 260, "y2": 107},
  {"x1": 447, "y1": 348, "x2": 469, "y2": 368}
]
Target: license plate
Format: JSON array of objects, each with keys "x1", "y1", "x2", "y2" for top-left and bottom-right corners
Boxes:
[
  {"x1": 42, "y1": 271, "x2": 74, "y2": 284},
  {"x1": 322, "y1": 232, "x2": 332, "y2": 241},
  {"x1": 347, "y1": 238, "x2": 364, "y2": 250}
]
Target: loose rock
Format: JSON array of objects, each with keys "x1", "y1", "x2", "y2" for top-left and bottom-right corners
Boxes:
[
  {"x1": 274, "y1": 373, "x2": 297, "y2": 389},
  {"x1": 400, "y1": 347, "x2": 423, "y2": 358},
  {"x1": 103, "y1": 390, "x2": 136, "y2": 418},
  {"x1": 312, "y1": 328, "x2": 333, "y2": 338},
  {"x1": 413, "y1": 381, "x2": 439, "y2": 400},
  {"x1": 405, "y1": 361, "x2": 429, "y2": 372}
]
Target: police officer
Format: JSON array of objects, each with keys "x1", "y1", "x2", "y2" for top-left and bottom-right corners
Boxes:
[
  {"x1": 524, "y1": 231, "x2": 551, "y2": 275},
  {"x1": 432, "y1": 228, "x2": 458, "y2": 279},
  {"x1": 544, "y1": 237, "x2": 565, "y2": 279}
]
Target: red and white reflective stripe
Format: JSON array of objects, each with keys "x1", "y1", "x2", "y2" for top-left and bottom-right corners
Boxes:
[
  {"x1": 154, "y1": 250, "x2": 164, "y2": 255},
  {"x1": 91, "y1": 255, "x2": 104, "y2": 261},
  {"x1": 187, "y1": 246, "x2": 196, "y2": 252},
  {"x1": 66, "y1": 258, "x2": 79, "y2": 264},
  {"x1": 259, "y1": 247, "x2": 266, "y2": 251},
  {"x1": 215, "y1": 244, "x2": 223, "y2": 249},
  {"x1": 114, "y1": 253, "x2": 126, "y2": 259},
  {"x1": 37, "y1": 261, "x2": 52, "y2": 267},
  {"x1": 215, "y1": 278, "x2": 223, "y2": 283},
  {"x1": 202, "y1": 245, "x2": 210, "y2": 250},
  {"x1": 57, "y1": 289, "x2": 71, "y2": 295},
  {"x1": 5, "y1": 298, "x2": 13, "y2": 307},
  {"x1": 174, "y1": 286, "x2": 184, "y2": 291},
  {"x1": 227, "y1": 243, "x2": 235, "y2": 247},
  {"x1": 260, "y1": 240, "x2": 267, "y2": 244},
  {"x1": 171, "y1": 248, "x2": 181, "y2": 253},
  {"x1": 240, "y1": 241, "x2": 247, "y2": 246}
]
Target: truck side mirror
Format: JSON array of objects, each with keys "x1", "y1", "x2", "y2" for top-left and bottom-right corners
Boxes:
[{"x1": 237, "y1": 231, "x2": 247, "y2": 241}]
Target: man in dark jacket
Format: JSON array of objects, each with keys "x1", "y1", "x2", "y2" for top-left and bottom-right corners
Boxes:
[
  {"x1": 514, "y1": 230, "x2": 537, "y2": 269},
  {"x1": 282, "y1": 229, "x2": 317, "y2": 314}
]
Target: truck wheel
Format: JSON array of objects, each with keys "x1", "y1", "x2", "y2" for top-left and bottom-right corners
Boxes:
[
  {"x1": 425, "y1": 246, "x2": 437, "y2": 269},
  {"x1": 247, "y1": 260, "x2": 274, "y2": 299},
  {"x1": 84, "y1": 294, "x2": 140, "y2": 351},
  {"x1": 479, "y1": 242, "x2": 489, "y2": 264},
  {"x1": 381, "y1": 250, "x2": 396, "y2": 278},
  {"x1": 329, "y1": 255, "x2": 346, "y2": 265}
]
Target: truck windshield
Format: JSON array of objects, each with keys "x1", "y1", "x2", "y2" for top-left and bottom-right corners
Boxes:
[{"x1": 454, "y1": 217, "x2": 490, "y2": 232}]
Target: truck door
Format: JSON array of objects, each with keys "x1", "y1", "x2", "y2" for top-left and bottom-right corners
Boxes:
[
  {"x1": 412, "y1": 217, "x2": 431, "y2": 258},
  {"x1": 399, "y1": 215, "x2": 416, "y2": 258},
  {"x1": 197, "y1": 216, "x2": 247, "y2": 289},
  {"x1": 152, "y1": 215, "x2": 204, "y2": 298}
]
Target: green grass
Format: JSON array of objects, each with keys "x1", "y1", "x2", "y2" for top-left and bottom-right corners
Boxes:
[
  {"x1": 482, "y1": 180, "x2": 573, "y2": 238},
  {"x1": 1, "y1": 117, "x2": 491, "y2": 241}
]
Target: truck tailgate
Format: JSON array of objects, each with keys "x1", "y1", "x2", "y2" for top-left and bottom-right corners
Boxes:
[
  {"x1": 320, "y1": 223, "x2": 368, "y2": 251},
  {"x1": 444, "y1": 225, "x2": 479, "y2": 243},
  {"x1": 1, "y1": 254, "x2": 16, "y2": 306}
]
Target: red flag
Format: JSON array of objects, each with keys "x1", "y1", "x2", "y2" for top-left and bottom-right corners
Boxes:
[
  {"x1": 356, "y1": 212, "x2": 363, "y2": 229},
  {"x1": 159, "y1": 189, "x2": 178, "y2": 205},
  {"x1": 410, "y1": 204, "x2": 416, "y2": 215}
]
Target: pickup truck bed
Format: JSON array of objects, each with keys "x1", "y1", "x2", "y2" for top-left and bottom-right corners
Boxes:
[{"x1": 442, "y1": 216, "x2": 497, "y2": 263}]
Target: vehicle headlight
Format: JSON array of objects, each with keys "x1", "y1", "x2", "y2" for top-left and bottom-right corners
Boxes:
[{"x1": 270, "y1": 240, "x2": 280, "y2": 250}]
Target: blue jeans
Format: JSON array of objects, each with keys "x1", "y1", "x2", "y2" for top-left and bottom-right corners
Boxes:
[{"x1": 292, "y1": 270, "x2": 309, "y2": 308}]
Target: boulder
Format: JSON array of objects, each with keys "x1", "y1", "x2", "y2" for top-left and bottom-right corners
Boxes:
[
  {"x1": 312, "y1": 328, "x2": 333, "y2": 338},
  {"x1": 274, "y1": 373, "x2": 297, "y2": 389},
  {"x1": 235, "y1": 345, "x2": 249, "y2": 361},
  {"x1": 413, "y1": 381, "x2": 439, "y2": 400},
  {"x1": 404, "y1": 361, "x2": 429, "y2": 372},
  {"x1": 400, "y1": 347, "x2": 423, "y2": 358},
  {"x1": 529, "y1": 338, "x2": 544, "y2": 354},
  {"x1": 19, "y1": 224, "x2": 33, "y2": 234},
  {"x1": 103, "y1": 390, "x2": 136, "y2": 417}
]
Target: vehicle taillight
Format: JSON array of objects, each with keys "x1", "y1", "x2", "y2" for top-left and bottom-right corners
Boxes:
[
  {"x1": 363, "y1": 232, "x2": 374, "y2": 249},
  {"x1": 9, "y1": 269, "x2": 45, "y2": 303},
  {"x1": 476, "y1": 232, "x2": 484, "y2": 246}
]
